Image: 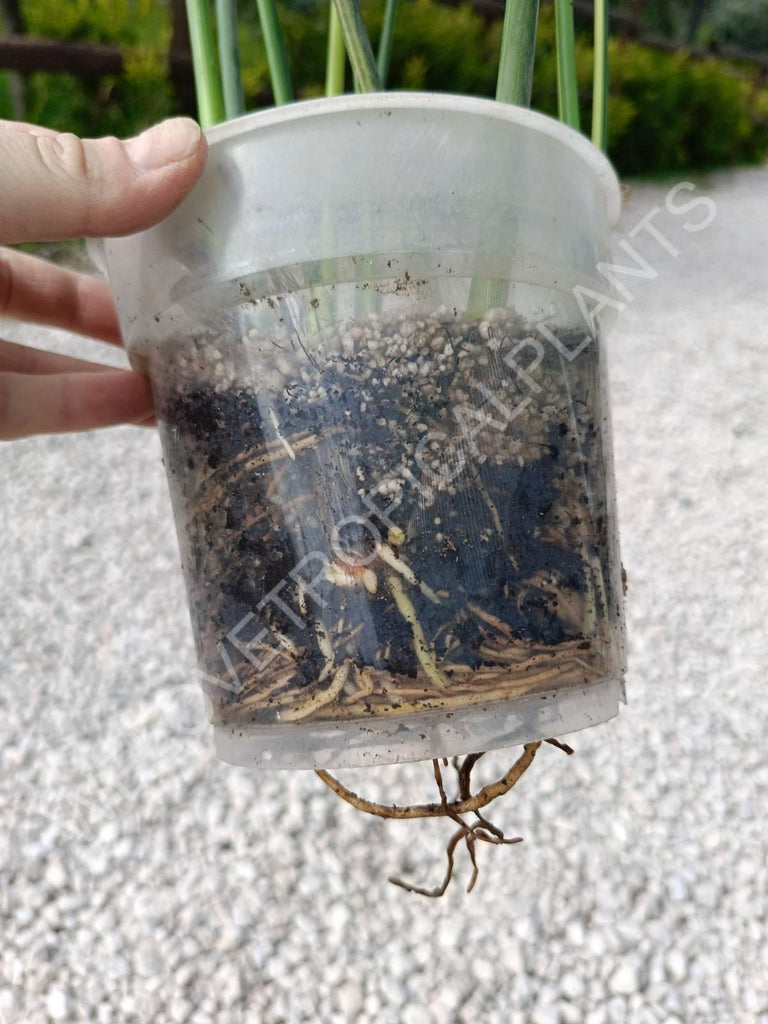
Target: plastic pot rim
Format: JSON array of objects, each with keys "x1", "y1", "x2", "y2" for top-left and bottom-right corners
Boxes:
[{"x1": 203, "y1": 91, "x2": 622, "y2": 228}]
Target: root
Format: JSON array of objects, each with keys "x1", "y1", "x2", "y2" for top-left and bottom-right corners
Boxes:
[
  {"x1": 545, "y1": 736, "x2": 574, "y2": 756},
  {"x1": 219, "y1": 646, "x2": 600, "y2": 725},
  {"x1": 389, "y1": 827, "x2": 465, "y2": 897},
  {"x1": 278, "y1": 662, "x2": 349, "y2": 722},
  {"x1": 466, "y1": 602, "x2": 514, "y2": 638},
  {"x1": 314, "y1": 620, "x2": 336, "y2": 684},
  {"x1": 385, "y1": 573, "x2": 449, "y2": 692},
  {"x1": 318, "y1": 738, "x2": 573, "y2": 896},
  {"x1": 376, "y1": 542, "x2": 441, "y2": 604},
  {"x1": 467, "y1": 458, "x2": 516, "y2": 567},
  {"x1": 341, "y1": 664, "x2": 376, "y2": 704},
  {"x1": 315, "y1": 741, "x2": 541, "y2": 819},
  {"x1": 387, "y1": 751, "x2": 526, "y2": 896}
]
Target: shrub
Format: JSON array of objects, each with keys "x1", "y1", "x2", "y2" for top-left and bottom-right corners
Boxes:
[
  {"x1": 253, "y1": 1, "x2": 768, "y2": 176},
  {"x1": 17, "y1": 0, "x2": 173, "y2": 138},
  {"x1": 602, "y1": 39, "x2": 768, "y2": 174},
  {"x1": 0, "y1": 72, "x2": 14, "y2": 120},
  {"x1": 711, "y1": 0, "x2": 768, "y2": 52}
]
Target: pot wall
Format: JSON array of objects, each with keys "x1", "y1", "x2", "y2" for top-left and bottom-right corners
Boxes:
[{"x1": 101, "y1": 95, "x2": 626, "y2": 769}]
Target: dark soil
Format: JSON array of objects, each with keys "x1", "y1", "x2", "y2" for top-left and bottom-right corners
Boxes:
[{"x1": 155, "y1": 309, "x2": 621, "y2": 725}]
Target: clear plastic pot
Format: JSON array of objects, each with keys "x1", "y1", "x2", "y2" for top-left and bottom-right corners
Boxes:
[{"x1": 102, "y1": 94, "x2": 626, "y2": 769}]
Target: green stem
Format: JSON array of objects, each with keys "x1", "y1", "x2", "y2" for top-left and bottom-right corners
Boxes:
[
  {"x1": 325, "y1": 4, "x2": 346, "y2": 96},
  {"x1": 255, "y1": 0, "x2": 294, "y2": 105},
  {"x1": 184, "y1": 0, "x2": 226, "y2": 128},
  {"x1": 331, "y1": 0, "x2": 382, "y2": 92},
  {"x1": 377, "y1": 0, "x2": 398, "y2": 87},
  {"x1": 216, "y1": 0, "x2": 245, "y2": 119},
  {"x1": 554, "y1": 0, "x2": 580, "y2": 130},
  {"x1": 469, "y1": 0, "x2": 540, "y2": 317},
  {"x1": 591, "y1": 0, "x2": 608, "y2": 150},
  {"x1": 496, "y1": 0, "x2": 540, "y2": 106}
]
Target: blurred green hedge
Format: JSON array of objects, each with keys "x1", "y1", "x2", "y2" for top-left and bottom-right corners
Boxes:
[
  {"x1": 1, "y1": 0, "x2": 173, "y2": 137},
  {"x1": 529, "y1": 6, "x2": 768, "y2": 174},
  {"x1": 1, "y1": 0, "x2": 767, "y2": 177}
]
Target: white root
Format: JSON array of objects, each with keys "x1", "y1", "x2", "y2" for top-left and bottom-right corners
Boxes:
[
  {"x1": 325, "y1": 562, "x2": 378, "y2": 594},
  {"x1": 386, "y1": 573, "x2": 449, "y2": 692},
  {"x1": 315, "y1": 620, "x2": 335, "y2": 683},
  {"x1": 278, "y1": 662, "x2": 349, "y2": 722},
  {"x1": 361, "y1": 568, "x2": 378, "y2": 594},
  {"x1": 376, "y1": 543, "x2": 441, "y2": 604}
]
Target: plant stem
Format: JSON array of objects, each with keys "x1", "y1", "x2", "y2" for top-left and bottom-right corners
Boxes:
[
  {"x1": 184, "y1": 0, "x2": 226, "y2": 128},
  {"x1": 554, "y1": 0, "x2": 580, "y2": 130},
  {"x1": 255, "y1": 0, "x2": 294, "y2": 105},
  {"x1": 591, "y1": 0, "x2": 608, "y2": 150},
  {"x1": 331, "y1": 0, "x2": 382, "y2": 92},
  {"x1": 216, "y1": 0, "x2": 245, "y2": 118},
  {"x1": 468, "y1": 1, "x2": 540, "y2": 316},
  {"x1": 496, "y1": 0, "x2": 540, "y2": 106},
  {"x1": 325, "y1": 3, "x2": 346, "y2": 96},
  {"x1": 377, "y1": 0, "x2": 398, "y2": 87}
]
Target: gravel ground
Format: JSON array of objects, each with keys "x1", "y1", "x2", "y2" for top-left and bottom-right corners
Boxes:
[{"x1": 1, "y1": 168, "x2": 766, "y2": 1024}]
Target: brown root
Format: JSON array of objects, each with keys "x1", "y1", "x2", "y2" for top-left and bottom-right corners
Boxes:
[
  {"x1": 315, "y1": 741, "x2": 541, "y2": 819},
  {"x1": 388, "y1": 827, "x2": 465, "y2": 898},
  {"x1": 317, "y1": 738, "x2": 573, "y2": 896}
]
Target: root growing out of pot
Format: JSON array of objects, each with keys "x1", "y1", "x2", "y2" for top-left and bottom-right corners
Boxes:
[{"x1": 316, "y1": 737, "x2": 574, "y2": 896}]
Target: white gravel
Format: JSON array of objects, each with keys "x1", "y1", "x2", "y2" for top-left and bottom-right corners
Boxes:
[{"x1": 1, "y1": 168, "x2": 767, "y2": 1023}]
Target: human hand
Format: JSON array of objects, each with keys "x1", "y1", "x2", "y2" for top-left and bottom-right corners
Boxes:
[{"x1": 0, "y1": 117, "x2": 207, "y2": 440}]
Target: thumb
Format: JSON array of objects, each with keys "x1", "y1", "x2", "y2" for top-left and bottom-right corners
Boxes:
[{"x1": 0, "y1": 118, "x2": 208, "y2": 244}]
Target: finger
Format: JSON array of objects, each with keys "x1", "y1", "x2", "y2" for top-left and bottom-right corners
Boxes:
[
  {"x1": 0, "y1": 248, "x2": 122, "y2": 343},
  {"x1": 0, "y1": 117, "x2": 207, "y2": 243},
  {"x1": 0, "y1": 369, "x2": 154, "y2": 440},
  {"x1": 0, "y1": 119, "x2": 59, "y2": 136},
  {"x1": 0, "y1": 338, "x2": 121, "y2": 374}
]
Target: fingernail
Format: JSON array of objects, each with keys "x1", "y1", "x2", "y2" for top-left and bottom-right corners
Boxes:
[{"x1": 125, "y1": 118, "x2": 202, "y2": 171}]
